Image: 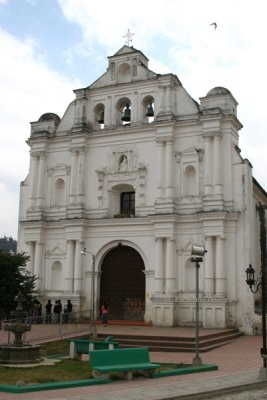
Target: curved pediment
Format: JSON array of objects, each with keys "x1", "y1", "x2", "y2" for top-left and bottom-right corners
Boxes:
[{"x1": 90, "y1": 45, "x2": 157, "y2": 89}]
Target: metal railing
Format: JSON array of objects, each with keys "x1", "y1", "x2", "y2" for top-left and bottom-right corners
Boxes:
[{"x1": 1, "y1": 309, "x2": 94, "y2": 344}]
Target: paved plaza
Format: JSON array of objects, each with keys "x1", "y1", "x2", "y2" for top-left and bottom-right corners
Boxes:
[{"x1": 0, "y1": 324, "x2": 267, "y2": 400}]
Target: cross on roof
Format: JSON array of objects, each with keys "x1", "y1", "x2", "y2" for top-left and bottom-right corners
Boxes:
[{"x1": 123, "y1": 28, "x2": 134, "y2": 46}]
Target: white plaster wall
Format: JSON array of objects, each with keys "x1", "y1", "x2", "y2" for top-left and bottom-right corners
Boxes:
[{"x1": 17, "y1": 45, "x2": 267, "y2": 331}]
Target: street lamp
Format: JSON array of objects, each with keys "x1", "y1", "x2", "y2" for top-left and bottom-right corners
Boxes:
[
  {"x1": 191, "y1": 244, "x2": 206, "y2": 367},
  {"x1": 245, "y1": 203, "x2": 267, "y2": 379},
  {"x1": 80, "y1": 247, "x2": 97, "y2": 339}
]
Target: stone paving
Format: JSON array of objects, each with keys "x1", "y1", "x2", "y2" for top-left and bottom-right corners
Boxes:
[
  {"x1": 208, "y1": 388, "x2": 267, "y2": 400},
  {"x1": 0, "y1": 324, "x2": 266, "y2": 400}
]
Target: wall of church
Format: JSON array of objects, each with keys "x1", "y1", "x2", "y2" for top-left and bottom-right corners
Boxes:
[{"x1": 17, "y1": 46, "x2": 267, "y2": 333}]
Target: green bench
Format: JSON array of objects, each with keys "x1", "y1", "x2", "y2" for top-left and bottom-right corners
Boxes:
[
  {"x1": 89, "y1": 347, "x2": 161, "y2": 380},
  {"x1": 68, "y1": 336, "x2": 119, "y2": 360}
]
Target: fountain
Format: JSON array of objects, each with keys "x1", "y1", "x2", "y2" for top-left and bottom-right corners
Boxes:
[{"x1": 0, "y1": 291, "x2": 43, "y2": 364}]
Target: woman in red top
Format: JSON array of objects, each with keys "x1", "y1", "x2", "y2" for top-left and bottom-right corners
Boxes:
[{"x1": 101, "y1": 302, "x2": 108, "y2": 326}]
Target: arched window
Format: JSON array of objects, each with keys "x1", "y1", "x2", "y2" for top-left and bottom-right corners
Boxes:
[
  {"x1": 55, "y1": 178, "x2": 65, "y2": 207},
  {"x1": 120, "y1": 192, "x2": 135, "y2": 215},
  {"x1": 116, "y1": 98, "x2": 131, "y2": 125},
  {"x1": 50, "y1": 261, "x2": 62, "y2": 290},
  {"x1": 142, "y1": 96, "x2": 155, "y2": 123},
  {"x1": 109, "y1": 184, "x2": 135, "y2": 217},
  {"x1": 94, "y1": 103, "x2": 105, "y2": 129}
]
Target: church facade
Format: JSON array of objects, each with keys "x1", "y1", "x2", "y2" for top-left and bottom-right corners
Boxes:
[{"x1": 17, "y1": 45, "x2": 267, "y2": 333}]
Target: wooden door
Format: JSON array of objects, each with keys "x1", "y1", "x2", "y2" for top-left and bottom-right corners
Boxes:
[{"x1": 100, "y1": 246, "x2": 145, "y2": 320}]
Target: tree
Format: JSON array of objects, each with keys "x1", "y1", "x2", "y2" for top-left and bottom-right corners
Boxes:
[
  {"x1": 0, "y1": 236, "x2": 17, "y2": 253},
  {"x1": 0, "y1": 250, "x2": 38, "y2": 320}
]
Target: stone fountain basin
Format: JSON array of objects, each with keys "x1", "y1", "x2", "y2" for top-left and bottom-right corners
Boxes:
[{"x1": 0, "y1": 344, "x2": 43, "y2": 364}]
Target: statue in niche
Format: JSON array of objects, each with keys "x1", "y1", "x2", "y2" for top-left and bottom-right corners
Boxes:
[{"x1": 118, "y1": 154, "x2": 128, "y2": 172}]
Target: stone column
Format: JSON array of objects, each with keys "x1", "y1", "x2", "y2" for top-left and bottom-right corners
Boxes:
[
  {"x1": 156, "y1": 141, "x2": 165, "y2": 199},
  {"x1": 215, "y1": 236, "x2": 226, "y2": 295},
  {"x1": 65, "y1": 240, "x2": 74, "y2": 292},
  {"x1": 165, "y1": 139, "x2": 174, "y2": 199},
  {"x1": 29, "y1": 154, "x2": 38, "y2": 208},
  {"x1": 165, "y1": 237, "x2": 176, "y2": 294},
  {"x1": 131, "y1": 91, "x2": 138, "y2": 123},
  {"x1": 106, "y1": 95, "x2": 112, "y2": 127},
  {"x1": 74, "y1": 90, "x2": 87, "y2": 126},
  {"x1": 77, "y1": 148, "x2": 85, "y2": 204},
  {"x1": 27, "y1": 241, "x2": 35, "y2": 275},
  {"x1": 204, "y1": 236, "x2": 214, "y2": 294},
  {"x1": 177, "y1": 247, "x2": 183, "y2": 292},
  {"x1": 204, "y1": 135, "x2": 212, "y2": 195},
  {"x1": 74, "y1": 241, "x2": 83, "y2": 293},
  {"x1": 34, "y1": 242, "x2": 43, "y2": 291},
  {"x1": 214, "y1": 134, "x2": 223, "y2": 195},
  {"x1": 159, "y1": 86, "x2": 166, "y2": 113},
  {"x1": 165, "y1": 86, "x2": 172, "y2": 114},
  {"x1": 36, "y1": 153, "x2": 46, "y2": 208},
  {"x1": 69, "y1": 150, "x2": 78, "y2": 205},
  {"x1": 154, "y1": 238, "x2": 164, "y2": 293}
]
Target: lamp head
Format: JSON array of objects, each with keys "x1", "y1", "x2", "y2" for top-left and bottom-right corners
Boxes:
[
  {"x1": 191, "y1": 244, "x2": 206, "y2": 257},
  {"x1": 245, "y1": 264, "x2": 256, "y2": 288},
  {"x1": 191, "y1": 244, "x2": 206, "y2": 263}
]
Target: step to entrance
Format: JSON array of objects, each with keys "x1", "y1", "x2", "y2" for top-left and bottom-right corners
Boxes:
[
  {"x1": 96, "y1": 319, "x2": 152, "y2": 327},
  {"x1": 97, "y1": 328, "x2": 244, "y2": 352}
]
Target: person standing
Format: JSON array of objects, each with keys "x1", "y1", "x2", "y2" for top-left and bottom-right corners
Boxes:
[
  {"x1": 101, "y1": 302, "x2": 108, "y2": 326},
  {"x1": 53, "y1": 300, "x2": 61, "y2": 323},
  {"x1": 63, "y1": 300, "x2": 73, "y2": 323},
  {"x1": 45, "y1": 299, "x2": 52, "y2": 323}
]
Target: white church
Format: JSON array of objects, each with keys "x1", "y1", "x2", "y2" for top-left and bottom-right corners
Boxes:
[{"x1": 17, "y1": 44, "x2": 267, "y2": 333}]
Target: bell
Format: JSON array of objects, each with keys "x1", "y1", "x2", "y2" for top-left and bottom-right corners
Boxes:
[
  {"x1": 146, "y1": 103, "x2": 154, "y2": 117},
  {"x1": 98, "y1": 111, "x2": 104, "y2": 124},
  {"x1": 121, "y1": 104, "x2": 131, "y2": 122}
]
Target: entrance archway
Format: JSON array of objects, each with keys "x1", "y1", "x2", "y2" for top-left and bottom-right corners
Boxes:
[{"x1": 100, "y1": 245, "x2": 145, "y2": 320}]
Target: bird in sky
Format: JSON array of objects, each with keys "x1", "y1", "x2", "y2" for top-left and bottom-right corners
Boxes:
[{"x1": 210, "y1": 22, "x2": 217, "y2": 30}]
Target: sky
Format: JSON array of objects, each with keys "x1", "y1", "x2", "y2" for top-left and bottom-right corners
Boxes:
[{"x1": 0, "y1": 0, "x2": 266, "y2": 239}]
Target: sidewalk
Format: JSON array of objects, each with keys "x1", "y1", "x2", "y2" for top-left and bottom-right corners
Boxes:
[{"x1": 0, "y1": 324, "x2": 266, "y2": 400}]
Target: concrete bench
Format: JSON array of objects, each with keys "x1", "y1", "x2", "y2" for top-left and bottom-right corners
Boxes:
[
  {"x1": 68, "y1": 336, "x2": 119, "y2": 360},
  {"x1": 89, "y1": 347, "x2": 160, "y2": 380}
]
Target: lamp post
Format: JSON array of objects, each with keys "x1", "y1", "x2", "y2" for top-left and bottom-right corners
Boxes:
[
  {"x1": 245, "y1": 203, "x2": 267, "y2": 379},
  {"x1": 80, "y1": 247, "x2": 97, "y2": 339},
  {"x1": 191, "y1": 244, "x2": 206, "y2": 367}
]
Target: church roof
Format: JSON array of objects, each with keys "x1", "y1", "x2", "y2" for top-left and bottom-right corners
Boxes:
[
  {"x1": 109, "y1": 45, "x2": 149, "y2": 61},
  {"x1": 206, "y1": 87, "x2": 232, "y2": 96},
  {"x1": 38, "y1": 113, "x2": 60, "y2": 123}
]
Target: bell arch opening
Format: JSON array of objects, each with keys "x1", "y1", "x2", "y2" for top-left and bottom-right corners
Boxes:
[{"x1": 100, "y1": 245, "x2": 145, "y2": 320}]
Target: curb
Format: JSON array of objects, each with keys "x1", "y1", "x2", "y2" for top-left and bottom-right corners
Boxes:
[
  {"x1": 0, "y1": 364, "x2": 218, "y2": 393},
  {"x1": 152, "y1": 364, "x2": 218, "y2": 378},
  {"x1": 158, "y1": 380, "x2": 267, "y2": 400},
  {"x1": 0, "y1": 378, "x2": 111, "y2": 393}
]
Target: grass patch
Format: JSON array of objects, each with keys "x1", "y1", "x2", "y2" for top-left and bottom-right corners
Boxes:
[
  {"x1": 0, "y1": 356, "x2": 187, "y2": 385},
  {"x1": 0, "y1": 339, "x2": 217, "y2": 387},
  {"x1": 40, "y1": 339, "x2": 69, "y2": 357},
  {"x1": 0, "y1": 359, "x2": 185, "y2": 385},
  {"x1": 0, "y1": 359, "x2": 93, "y2": 385}
]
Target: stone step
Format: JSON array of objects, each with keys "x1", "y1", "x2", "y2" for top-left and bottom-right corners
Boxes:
[{"x1": 97, "y1": 329, "x2": 243, "y2": 353}]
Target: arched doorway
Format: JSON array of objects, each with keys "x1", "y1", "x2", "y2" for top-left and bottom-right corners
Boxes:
[{"x1": 100, "y1": 245, "x2": 145, "y2": 320}]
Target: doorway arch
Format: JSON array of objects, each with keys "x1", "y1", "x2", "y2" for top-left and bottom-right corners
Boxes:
[{"x1": 100, "y1": 245, "x2": 145, "y2": 320}]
